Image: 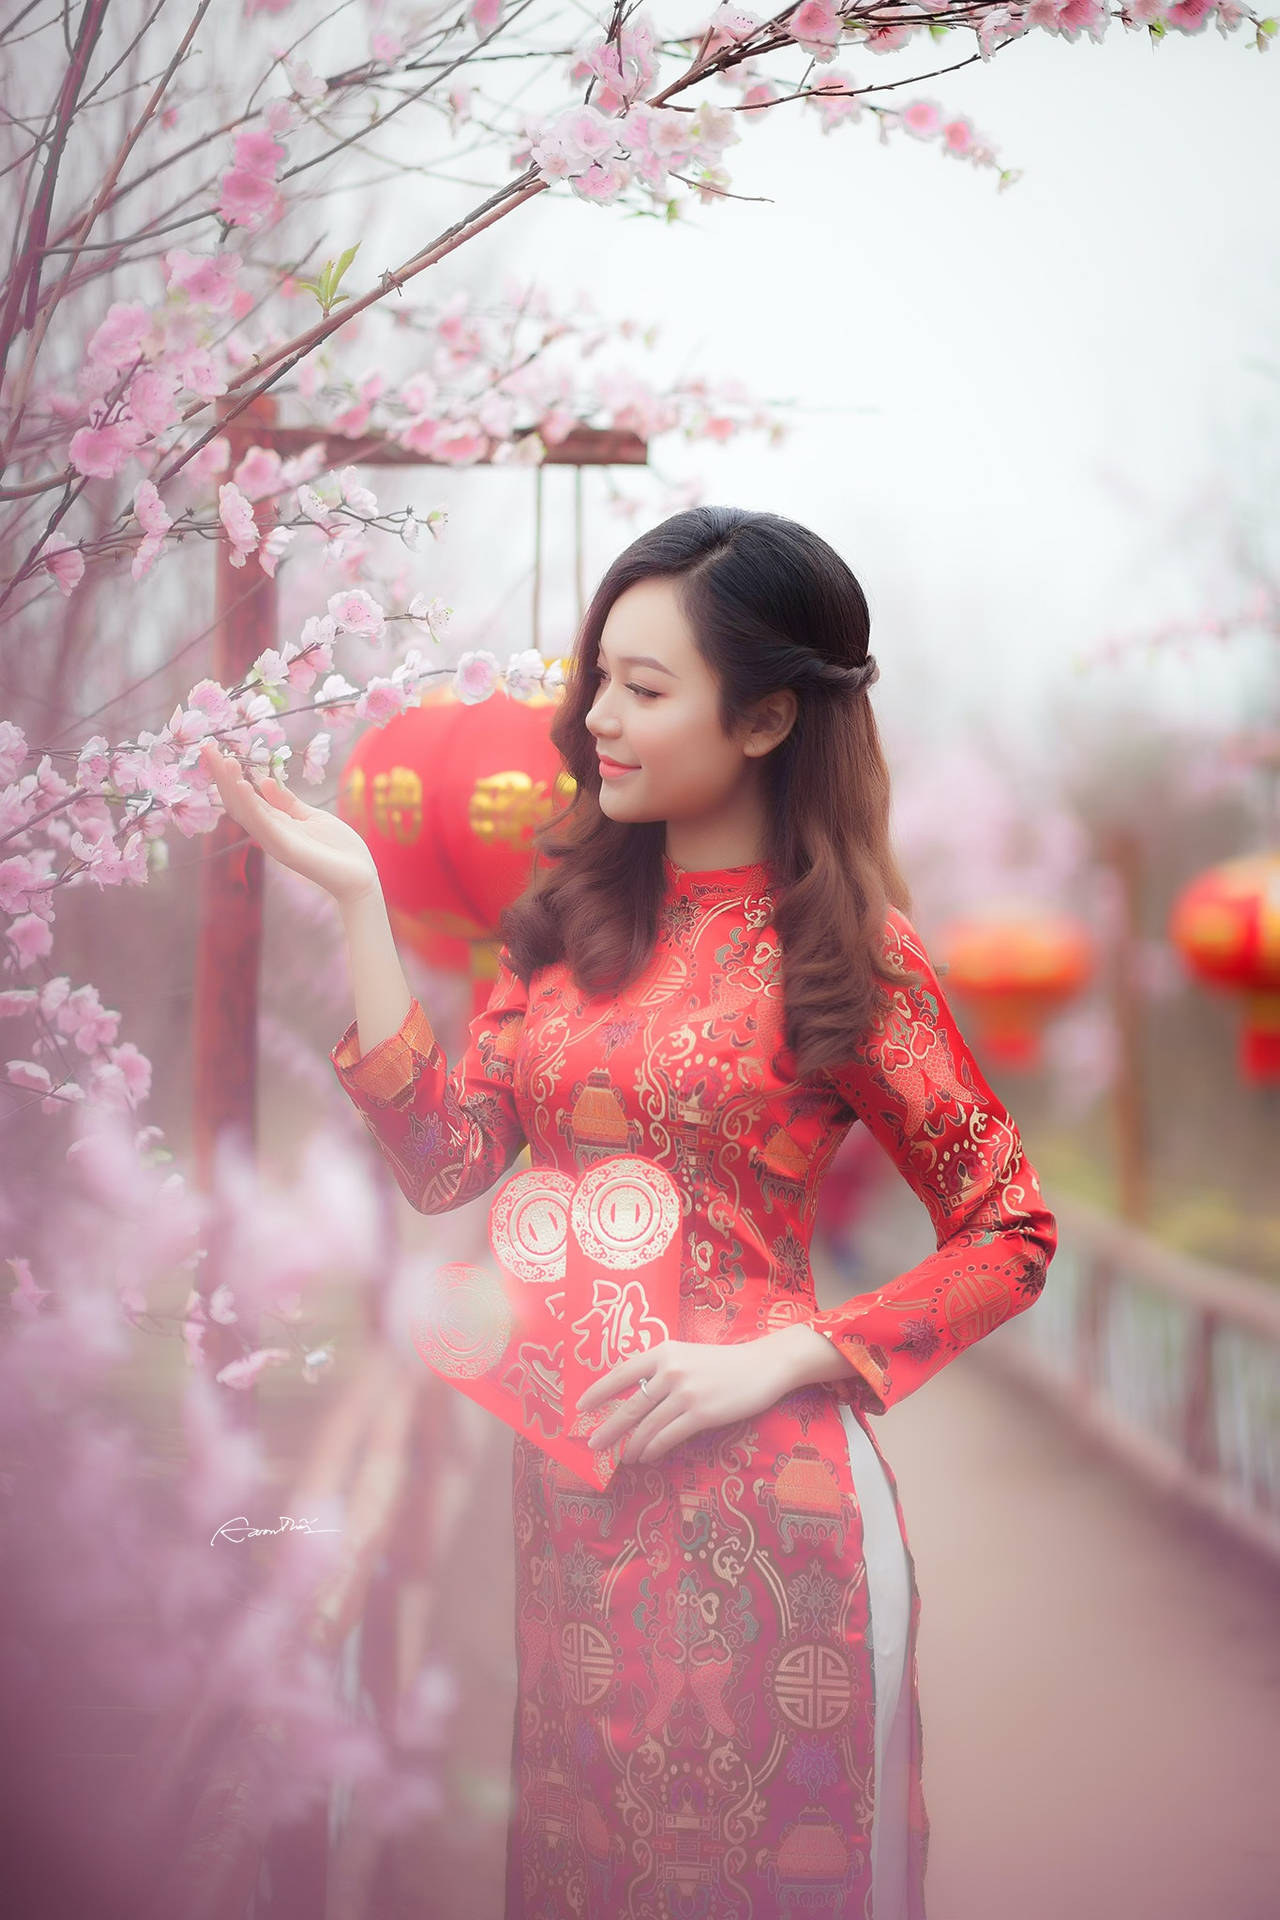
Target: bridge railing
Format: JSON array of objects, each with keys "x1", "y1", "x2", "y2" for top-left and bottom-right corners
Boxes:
[{"x1": 979, "y1": 1193, "x2": 1280, "y2": 1569}]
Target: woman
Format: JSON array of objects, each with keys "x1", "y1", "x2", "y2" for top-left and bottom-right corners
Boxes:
[{"x1": 201, "y1": 505, "x2": 1057, "y2": 1920}]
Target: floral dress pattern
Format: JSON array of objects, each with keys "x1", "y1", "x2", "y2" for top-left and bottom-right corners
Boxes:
[{"x1": 330, "y1": 850, "x2": 1058, "y2": 1920}]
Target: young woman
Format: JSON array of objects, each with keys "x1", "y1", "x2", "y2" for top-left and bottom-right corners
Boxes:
[{"x1": 201, "y1": 505, "x2": 1058, "y2": 1920}]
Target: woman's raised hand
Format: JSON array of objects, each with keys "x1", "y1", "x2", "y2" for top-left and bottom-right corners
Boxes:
[{"x1": 198, "y1": 739, "x2": 381, "y2": 907}]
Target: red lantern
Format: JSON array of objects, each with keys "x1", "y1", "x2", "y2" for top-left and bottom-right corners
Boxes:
[
  {"x1": 338, "y1": 679, "x2": 576, "y2": 1013},
  {"x1": 937, "y1": 913, "x2": 1094, "y2": 1070},
  {"x1": 1168, "y1": 851, "x2": 1280, "y2": 1084}
]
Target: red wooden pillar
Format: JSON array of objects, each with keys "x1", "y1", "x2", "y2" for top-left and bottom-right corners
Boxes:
[{"x1": 1104, "y1": 827, "x2": 1149, "y2": 1226}]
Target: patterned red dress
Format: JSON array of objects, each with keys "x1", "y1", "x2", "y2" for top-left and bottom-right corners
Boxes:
[{"x1": 330, "y1": 850, "x2": 1058, "y2": 1920}]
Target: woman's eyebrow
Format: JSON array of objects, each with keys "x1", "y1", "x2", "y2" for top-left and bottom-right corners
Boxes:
[{"x1": 595, "y1": 649, "x2": 677, "y2": 677}]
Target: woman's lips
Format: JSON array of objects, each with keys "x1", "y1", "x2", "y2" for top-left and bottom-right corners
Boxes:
[{"x1": 597, "y1": 754, "x2": 639, "y2": 778}]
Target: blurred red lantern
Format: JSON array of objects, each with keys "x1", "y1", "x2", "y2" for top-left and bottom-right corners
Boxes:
[
  {"x1": 1168, "y1": 850, "x2": 1280, "y2": 1084},
  {"x1": 338, "y1": 679, "x2": 576, "y2": 1014},
  {"x1": 937, "y1": 913, "x2": 1094, "y2": 1070}
]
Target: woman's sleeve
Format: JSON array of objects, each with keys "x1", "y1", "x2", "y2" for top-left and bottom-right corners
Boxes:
[
  {"x1": 806, "y1": 906, "x2": 1058, "y2": 1417},
  {"x1": 328, "y1": 947, "x2": 529, "y2": 1213}
]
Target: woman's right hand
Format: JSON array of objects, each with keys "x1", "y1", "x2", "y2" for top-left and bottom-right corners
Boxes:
[{"x1": 198, "y1": 740, "x2": 381, "y2": 907}]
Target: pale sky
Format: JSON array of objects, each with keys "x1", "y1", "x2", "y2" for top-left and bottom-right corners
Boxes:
[{"x1": 296, "y1": 14, "x2": 1280, "y2": 791}]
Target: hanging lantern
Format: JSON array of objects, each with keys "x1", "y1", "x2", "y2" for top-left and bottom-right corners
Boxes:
[
  {"x1": 937, "y1": 912, "x2": 1094, "y2": 1070},
  {"x1": 1168, "y1": 851, "x2": 1280, "y2": 1084},
  {"x1": 338, "y1": 677, "x2": 576, "y2": 1013}
]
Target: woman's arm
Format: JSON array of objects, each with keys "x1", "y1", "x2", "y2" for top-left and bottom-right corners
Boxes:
[
  {"x1": 329, "y1": 886, "x2": 530, "y2": 1214},
  {"x1": 776, "y1": 906, "x2": 1058, "y2": 1415},
  {"x1": 339, "y1": 883, "x2": 414, "y2": 1058}
]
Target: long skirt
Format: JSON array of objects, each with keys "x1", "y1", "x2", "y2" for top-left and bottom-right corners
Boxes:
[{"x1": 503, "y1": 1382, "x2": 927, "y2": 1919}]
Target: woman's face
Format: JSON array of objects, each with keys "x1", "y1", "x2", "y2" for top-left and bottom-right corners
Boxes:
[{"x1": 583, "y1": 576, "x2": 790, "y2": 834}]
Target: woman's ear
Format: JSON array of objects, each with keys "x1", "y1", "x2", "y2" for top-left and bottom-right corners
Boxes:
[{"x1": 742, "y1": 688, "x2": 798, "y2": 756}]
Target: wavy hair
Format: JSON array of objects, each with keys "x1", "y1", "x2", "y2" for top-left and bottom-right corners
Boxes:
[{"x1": 499, "y1": 505, "x2": 924, "y2": 1078}]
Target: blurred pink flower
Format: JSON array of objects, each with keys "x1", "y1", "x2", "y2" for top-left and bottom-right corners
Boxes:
[
  {"x1": 41, "y1": 532, "x2": 85, "y2": 595},
  {"x1": 215, "y1": 1346, "x2": 291, "y2": 1390},
  {"x1": 164, "y1": 247, "x2": 241, "y2": 310},
  {"x1": 901, "y1": 100, "x2": 943, "y2": 139},
  {"x1": 7, "y1": 1256, "x2": 51, "y2": 1317},
  {"x1": 5, "y1": 914, "x2": 53, "y2": 967}
]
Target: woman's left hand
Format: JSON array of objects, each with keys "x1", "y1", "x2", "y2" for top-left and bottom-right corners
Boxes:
[{"x1": 575, "y1": 1336, "x2": 796, "y2": 1466}]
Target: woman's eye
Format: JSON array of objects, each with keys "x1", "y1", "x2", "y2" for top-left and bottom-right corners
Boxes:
[{"x1": 591, "y1": 668, "x2": 659, "y2": 700}]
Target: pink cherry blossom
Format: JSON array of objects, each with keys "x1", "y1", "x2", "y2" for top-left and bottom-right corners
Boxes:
[
  {"x1": 430, "y1": 426, "x2": 489, "y2": 464},
  {"x1": 471, "y1": 0, "x2": 501, "y2": 30},
  {"x1": 789, "y1": 0, "x2": 842, "y2": 57},
  {"x1": 314, "y1": 673, "x2": 361, "y2": 725},
  {"x1": 217, "y1": 168, "x2": 285, "y2": 231},
  {"x1": 233, "y1": 444, "x2": 285, "y2": 500},
  {"x1": 0, "y1": 852, "x2": 54, "y2": 916},
  {"x1": 453, "y1": 651, "x2": 501, "y2": 704},
  {"x1": 215, "y1": 1346, "x2": 292, "y2": 1390},
  {"x1": 326, "y1": 588, "x2": 386, "y2": 640},
  {"x1": 708, "y1": 5, "x2": 763, "y2": 50},
  {"x1": 131, "y1": 536, "x2": 161, "y2": 581},
  {"x1": 809, "y1": 70, "x2": 862, "y2": 131},
  {"x1": 301, "y1": 733, "x2": 331, "y2": 783},
  {"x1": 353, "y1": 678, "x2": 407, "y2": 723},
  {"x1": 258, "y1": 525, "x2": 298, "y2": 577},
  {"x1": 67, "y1": 826, "x2": 149, "y2": 889},
  {"x1": 163, "y1": 248, "x2": 241, "y2": 310},
  {"x1": 38, "y1": 976, "x2": 72, "y2": 1018},
  {"x1": 85, "y1": 302, "x2": 152, "y2": 369},
  {"x1": 283, "y1": 54, "x2": 328, "y2": 101},
  {"x1": 134, "y1": 479, "x2": 173, "y2": 538},
  {"x1": 8, "y1": 1058, "x2": 55, "y2": 1093},
  {"x1": 68, "y1": 418, "x2": 141, "y2": 479},
  {"x1": 1165, "y1": 0, "x2": 1216, "y2": 27},
  {"x1": 265, "y1": 96, "x2": 301, "y2": 138},
  {"x1": 218, "y1": 481, "x2": 260, "y2": 563},
  {"x1": 231, "y1": 127, "x2": 286, "y2": 181},
  {"x1": 7, "y1": 1257, "x2": 51, "y2": 1318},
  {"x1": 5, "y1": 915, "x2": 53, "y2": 966},
  {"x1": 338, "y1": 467, "x2": 379, "y2": 515},
  {"x1": 186, "y1": 679, "x2": 237, "y2": 728},
  {"x1": 56, "y1": 984, "x2": 121, "y2": 1054},
  {"x1": 0, "y1": 720, "x2": 27, "y2": 785},
  {"x1": 398, "y1": 416, "x2": 440, "y2": 456},
  {"x1": 42, "y1": 532, "x2": 85, "y2": 595},
  {"x1": 104, "y1": 1042, "x2": 152, "y2": 1106},
  {"x1": 296, "y1": 482, "x2": 336, "y2": 525},
  {"x1": 331, "y1": 398, "x2": 372, "y2": 437},
  {"x1": 0, "y1": 778, "x2": 38, "y2": 838},
  {"x1": 901, "y1": 99, "x2": 943, "y2": 139},
  {"x1": 183, "y1": 435, "x2": 231, "y2": 484},
  {"x1": 863, "y1": 22, "x2": 918, "y2": 53},
  {"x1": 125, "y1": 366, "x2": 180, "y2": 435}
]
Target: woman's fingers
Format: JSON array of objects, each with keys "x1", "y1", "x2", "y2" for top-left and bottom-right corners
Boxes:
[
  {"x1": 200, "y1": 743, "x2": 296, "y2": 849},
  {"x1": 256, "y1": 773, "x2": 313, "y2": 821}
]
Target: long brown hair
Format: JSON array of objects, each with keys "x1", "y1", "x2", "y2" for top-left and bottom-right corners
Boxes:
[{"x1": 499, "y1": 505, "x2": 924, "y2": 1077}]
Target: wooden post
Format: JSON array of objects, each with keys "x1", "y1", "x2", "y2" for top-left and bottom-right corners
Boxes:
[{"x1": 1104, "y1": 827, "x2": 1149, "y2": 1226}]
